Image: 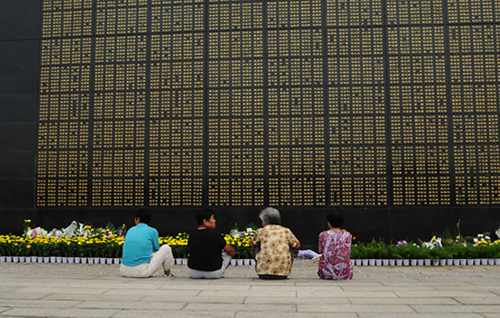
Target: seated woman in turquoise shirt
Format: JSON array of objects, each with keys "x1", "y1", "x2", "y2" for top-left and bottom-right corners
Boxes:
[{"x1": 120, "y1": 209, "x2": 174, "y2": 278}]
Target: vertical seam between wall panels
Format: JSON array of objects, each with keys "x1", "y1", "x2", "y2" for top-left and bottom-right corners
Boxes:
[
  {"x1": 442, "y1": 0, "x2": 456, "y2": 206},
  {"x1": 202, "y1": 0, "x2": 209, "y2": 207},
  {"x1": 263, "y1": 0, "x2": 270, "y2": 207},
  {"x1": 322, "y1": 0, "x2": 330, "y2": 207},
  {"x1": 381, "y1": 0, "x2": 393, "y2": 207},
  {"x1": 144, "y1": 0, "x2": 151, "y2": 207},
  {"x1": 88, "y1": 0, "x2": 97, "y2": 208}
]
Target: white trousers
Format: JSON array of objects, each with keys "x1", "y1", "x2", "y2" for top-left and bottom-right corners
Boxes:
[
  {"x1": 187, "y1": 251, "x2": 232, "y2": 279},
  {"x1": 120, "y1": 245, "x2": 174, "y2": 278}
]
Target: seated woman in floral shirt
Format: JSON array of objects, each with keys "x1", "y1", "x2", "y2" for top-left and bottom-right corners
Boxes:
[
  {"x1": 317, "y1": 210, "x2": 353, "y2": 280},
  {"x1": 249, "y1": 207, "x2": 301, "y2": 279}
]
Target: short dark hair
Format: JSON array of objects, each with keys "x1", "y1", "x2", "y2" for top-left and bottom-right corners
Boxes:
[
  {"x1": 136, "y1": 208, "x2": 152, "y2": 224},
  {"x1": 327, "y1": 210, "x2": 344, "y2": 228},
  {"x1": 196, "y1": 208, "x2": 214, "y2": 226}
]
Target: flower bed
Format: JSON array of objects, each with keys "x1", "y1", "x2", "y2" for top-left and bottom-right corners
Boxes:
[
  {"x1": 0, "y1": 233, "x2": 252, "y2": 260},
  {"x1": 1, "y1": 220, "x2": 499, "y2": 266},
  {"x1": 1, "y1": 221, "x2": 254, "y2": 263},
  {"x1": 350, "y1": 238, "x2": 500, "y2": 266}
]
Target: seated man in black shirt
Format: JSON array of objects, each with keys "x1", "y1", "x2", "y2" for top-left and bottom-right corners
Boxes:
[{"x1": 187, "y1": 209, "x2": 236, "y2": 279}]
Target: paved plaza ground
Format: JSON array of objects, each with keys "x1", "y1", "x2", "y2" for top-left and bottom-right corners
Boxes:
[{"x1": 0, "y1": 260, "x2": 500, "y2": 318}]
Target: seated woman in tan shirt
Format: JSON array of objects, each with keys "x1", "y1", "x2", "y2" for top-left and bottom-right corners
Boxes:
[{"x1": 249, "y1": 207, "x2": 301, "y2": 279}]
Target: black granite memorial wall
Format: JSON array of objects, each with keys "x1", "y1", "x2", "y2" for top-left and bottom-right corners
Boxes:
[{"x1": 1, "y1": 0, "x2": 500, "y2": 245}]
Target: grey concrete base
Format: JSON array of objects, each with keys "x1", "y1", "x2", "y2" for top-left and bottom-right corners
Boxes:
[{"x1": 0, "y1": 260, "x2": 499, "y2": 317}]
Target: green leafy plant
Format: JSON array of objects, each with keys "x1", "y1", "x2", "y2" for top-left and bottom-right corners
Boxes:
[
  {"x1": 171, "y1": 245, "x2": 188, "y2": 258},
  {"x1": 429, "y1": 246, "x2": 453, "y2": 260}
]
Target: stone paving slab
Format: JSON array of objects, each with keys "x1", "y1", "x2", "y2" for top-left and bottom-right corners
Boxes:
[
  {"x1": 44, "y1": 293, "x2": 146, "y2": 302},
  {"x1": 393, "y1": 290, "x2": 498, "y2": 298},
  {"x1": 143, "y1": 294, "x2": 246, "y2": 304},
  {"x1": 357, "y1": 314, "x2": 484, "y2": 318},
  {"x1": 182, "y1": 303, "x2": 297, "y2": 312},
  {"x1": 349, "y1": 297, "x2": 460, "y2": 305},
  {"x1": 235, "y1": 313, "x2": 359, "y2": 318},
  {"x1": 243, "y1": 296, "x2": 351, "y2": 305},
  {"x1": 0, "y1": 299, "x2": 80, "y2": 308},
  {"x1": 0, "y1": 292, "x2": 49, "y2": 300},
  {"x1": 455, "y1": 297, "x2": 500, "y2": 305},
  {"x1": 75, "y1": 300, "x2": 186, "y2": 311},
  {"x1": 1, "y1": 261, "x2": 500, "y2": 317},
  {"x1": 197, "y1": 289, "x2": 298, "y2": 297},
  {"x1": 115, "y1": 310, "x2": 238, "y2": 318},
  {"x1": 105, "y1": 288, "x2": 201, "y2": 296},
  {"x1": 412, "y1": 305, "x2": 500, "y2": 313},
  {"x1": 298, "y1": 303, "x2": 416, "y2": 313},
  {"x1": 1, "y1": 307, "x2": 120, "y2": 317}
]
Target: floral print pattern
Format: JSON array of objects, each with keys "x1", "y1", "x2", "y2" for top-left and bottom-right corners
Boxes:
[
  {"x1": 318, "y1": 230, "x2": 353, "y2": 280},
  {"x1": 251, "y1": 225, "x2": 299, "y2": 276}
]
